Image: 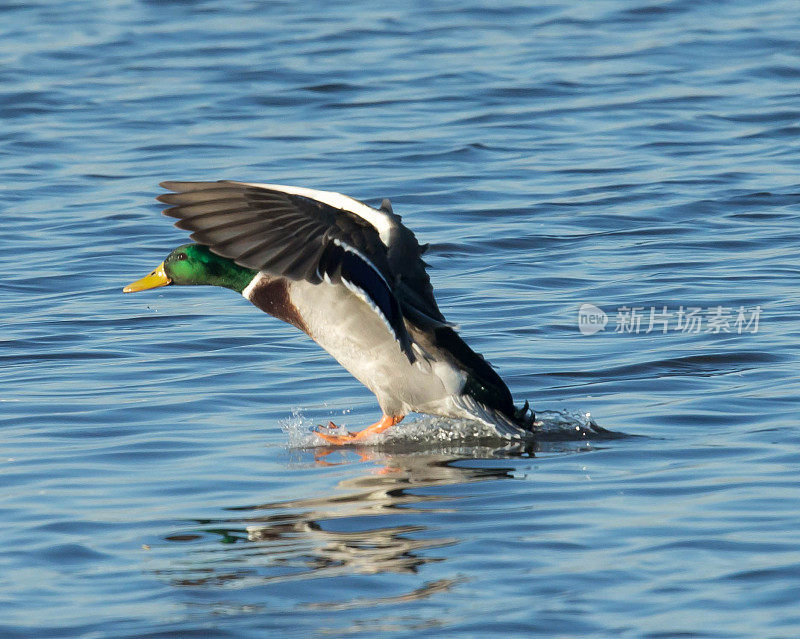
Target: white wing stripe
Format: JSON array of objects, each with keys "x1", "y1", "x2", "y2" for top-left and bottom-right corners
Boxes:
[
  {"x1": 340, "y1": 278, "x2": 402, "y2": 348},
  {"x1": 330, "y1": 238, "x2": 390, "y2": 288},
  {"x1": 240, "y1": 182, "x2": 394, "y2": 246}
]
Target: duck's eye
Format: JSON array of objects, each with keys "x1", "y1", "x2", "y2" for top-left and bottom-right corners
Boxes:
[{"x1": 176, "y1": 253, "x2": 188, "y2": 261}]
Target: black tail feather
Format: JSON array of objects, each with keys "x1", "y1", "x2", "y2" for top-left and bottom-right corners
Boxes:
[{"x1": 513, "y1": 400, "x2": 536, "y2": 431}]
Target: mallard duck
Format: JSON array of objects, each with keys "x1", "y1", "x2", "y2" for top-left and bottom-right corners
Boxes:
[{"x1": 124, "y1": 181, "x2": 534, "y2": 443}]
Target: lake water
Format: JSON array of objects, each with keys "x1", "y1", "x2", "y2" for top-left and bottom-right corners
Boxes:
[{"x1": 3, "y1": 1, "x2": 800, "y2": 637}]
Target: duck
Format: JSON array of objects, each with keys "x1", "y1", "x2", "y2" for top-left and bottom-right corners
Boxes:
[{"x1": 123, "y1": 181, "x2": 534, "y2": 443}]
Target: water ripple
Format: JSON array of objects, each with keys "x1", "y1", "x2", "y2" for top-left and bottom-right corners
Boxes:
[{"x1": 2, "y1": 0, "x2": 800, "y2": 637}]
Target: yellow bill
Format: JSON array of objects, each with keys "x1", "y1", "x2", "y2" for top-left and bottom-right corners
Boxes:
[{"x1": 123, "y1": 262, "x2": 171, "y2": 293}]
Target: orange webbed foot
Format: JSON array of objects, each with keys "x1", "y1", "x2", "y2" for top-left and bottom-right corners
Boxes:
[{"x1": 314, "y1": 414, "x2": 404, "y2": 445}]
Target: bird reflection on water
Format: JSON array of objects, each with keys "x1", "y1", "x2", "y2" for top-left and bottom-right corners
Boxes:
[
  {"x1": 157, "y1": 429, "x2": 604, "y2": 608},
  {"x1": 162, "y1": 450, "x2": 520, "y2": 588}
]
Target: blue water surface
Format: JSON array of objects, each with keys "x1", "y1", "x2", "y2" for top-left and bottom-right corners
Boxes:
[{"x1": 2, "y1": 1, "x2": 800, "y2": 637}]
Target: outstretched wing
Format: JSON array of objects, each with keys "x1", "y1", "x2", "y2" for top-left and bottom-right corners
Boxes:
[{"x1": 159, "y1": 180, "x2": 414, "y2": 360}]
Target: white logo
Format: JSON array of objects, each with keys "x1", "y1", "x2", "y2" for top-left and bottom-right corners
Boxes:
[{"x1": 578, "y1": 303, "x2": 607, "y2": 335}]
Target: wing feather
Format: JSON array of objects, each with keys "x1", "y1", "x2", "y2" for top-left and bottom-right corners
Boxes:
[
  {"x1": 158, "y1": 188, "x2": 245, "y2": 205},
  {"x1": 160, "y1": 180, "x2": 423, "y2": 360}
]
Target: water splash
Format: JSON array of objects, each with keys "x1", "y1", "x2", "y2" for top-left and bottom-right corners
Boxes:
[{"x1": 281, "y1": 407, "x2": 623, "y2": 450}]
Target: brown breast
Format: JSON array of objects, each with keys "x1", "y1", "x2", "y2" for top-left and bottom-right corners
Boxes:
[{"x1": 247, "y1": 276, "x2": 309, "y2": 334}]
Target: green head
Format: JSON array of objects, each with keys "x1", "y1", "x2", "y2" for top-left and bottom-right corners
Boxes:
[{"x1": 123, "y1": 244, "x2": 257, "y2": 294}]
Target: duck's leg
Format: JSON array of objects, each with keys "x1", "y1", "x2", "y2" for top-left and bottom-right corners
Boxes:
[{"x1": 315, "y1": 414, "x2": 404, "y2": 445}]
